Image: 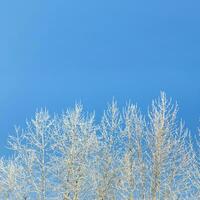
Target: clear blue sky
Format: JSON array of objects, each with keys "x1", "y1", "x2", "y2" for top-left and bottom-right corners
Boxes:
[{"x1": 0, "y1": 1, "x2": 200, "y2": 155}]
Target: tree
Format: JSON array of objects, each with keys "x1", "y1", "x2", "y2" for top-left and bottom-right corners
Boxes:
[
  {"x1": 191, "y1": 126, "x2": 200, "y2": 197},
  {"x1": 50, "y1": 105, "x2": 98, "y2": 200},
  {"x1": 9, "y1": 109, "x2": 54, "y2": 200},
  {"x1": 121, "y1": 103, "x2": 147, "y2": 200},
  {"x1": 146, "y1": 92, "x2": 194, "y2": 199},
  {"x1": 0, "y1": 92, "x2": 198, "y2": 199},
  {"x1": 93, "y1": 100, "x2": 123, "y2": 200}
]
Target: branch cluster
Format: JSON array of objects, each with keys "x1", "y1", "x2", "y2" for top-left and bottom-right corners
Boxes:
[{"x1": 0, "y1": 93, "x2": 199, "y2": 199}]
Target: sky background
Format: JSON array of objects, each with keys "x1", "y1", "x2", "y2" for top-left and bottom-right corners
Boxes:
[{"x1": 0, "y1": 0, "x2": 200, "y2": 156}]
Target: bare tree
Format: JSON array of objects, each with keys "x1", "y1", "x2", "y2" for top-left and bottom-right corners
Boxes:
[
  {"x1": 121, "y1": 103, "x2": 147, "y2": 200},
  {"x1": 9, "y1": 109, "x2": 54, "y2": 200},
  {"x1": 191, "y1": 126, "x2": 200, "y2": 198},
  {"x1": 147, "y1": 92, "x2": 194, "y2": 200},
  {"x1": 0, "y1": 93, "x2": 198, "y2": 199},
  {"x1": 0, "y1": 157, "x2": 29, "y2": 200},
  {"x1": 93, "y1": 100, "x2": 123, "y2": 200},
  {"x1": 50, "y1": 104, "x2": 98, "y2": 200}
]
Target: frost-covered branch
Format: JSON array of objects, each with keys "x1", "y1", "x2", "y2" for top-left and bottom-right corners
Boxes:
[{"x1": 0, "y1": 93, "x2": 198, "y2": 199}]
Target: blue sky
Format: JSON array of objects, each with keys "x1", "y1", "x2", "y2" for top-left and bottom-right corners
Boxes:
[{"x1": 0, "y1": 0, "x2": 200, "y2": 155}]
